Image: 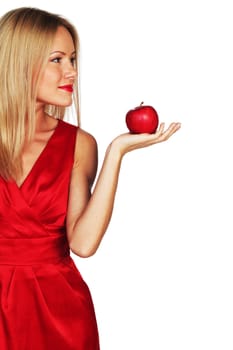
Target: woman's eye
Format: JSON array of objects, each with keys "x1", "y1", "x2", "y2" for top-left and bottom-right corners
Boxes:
[
  {"x1": 50, "y1": 56, "x2": 76, "y2": 66},
  {"x1": 70, "y1": 57, "x2": 76, "y2": 67},
  {"x1": 51, "y1": 57, "x2": 61, "y2": 63}
]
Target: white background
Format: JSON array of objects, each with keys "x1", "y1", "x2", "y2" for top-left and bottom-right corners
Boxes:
[{"x1": 1, "y1": 1, "x2": 233, "y2": 349}]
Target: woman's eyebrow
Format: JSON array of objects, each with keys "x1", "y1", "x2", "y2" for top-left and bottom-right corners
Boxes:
[{"x1": 50, "y1": 50, "x2": 76, "y2": 55}]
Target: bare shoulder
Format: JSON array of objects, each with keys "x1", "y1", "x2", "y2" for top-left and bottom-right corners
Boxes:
[
  {"x1": 76, "y1": 128, "x2": 97, "y2": 151},
  {"x1": 74, "y1": 128, "x2": 97, "y2": 161},
  {"x1": 73, "y1": 127, "x2": 98, "y2": 185}
]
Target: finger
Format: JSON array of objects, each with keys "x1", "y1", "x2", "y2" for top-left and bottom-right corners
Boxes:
[
  {"x1": 169, "y1": 122, "x2": 181, "y2": 134},
  {"x1": 155, "y1": 122, "x2": 165, "y2": 135},
  {"x1": 155, "y1": 123, "x2": 181, "y2": 142},
  {"x1": 163, "y1": 122, "x2": 181, "y2": 134}
]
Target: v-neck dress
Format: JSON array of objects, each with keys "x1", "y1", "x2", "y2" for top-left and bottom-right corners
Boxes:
[{"x1": 0, "y1": 120, "x2": 100, "y2": 350}]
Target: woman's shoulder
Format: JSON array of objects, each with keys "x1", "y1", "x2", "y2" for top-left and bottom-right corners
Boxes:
[
  {"x1": 74, "y1": 127, "x2": 97, "y2": 165},
  {"x1": 58, "y1": 119, "x2": 97, "y2": 161},
  {"x1": 76, "y1": 127, "x2": 97, "y2": 146},
  {"x1": 59, "y1": 120, "x2": 96, "y2": 145}
]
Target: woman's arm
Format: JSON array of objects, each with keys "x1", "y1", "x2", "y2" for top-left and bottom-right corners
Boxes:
[{"x1": 66, "y1": 122, "x2": 181, "y2": 258}]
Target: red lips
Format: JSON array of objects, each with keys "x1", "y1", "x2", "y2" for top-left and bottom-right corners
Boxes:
[{"x1": 58, "y1": 85, "x2": 73, "y2": 92}]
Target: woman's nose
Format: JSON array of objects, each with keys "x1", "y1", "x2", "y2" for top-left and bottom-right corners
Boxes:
[{"x1": 64, "y1": 63, "x2": 77, "y2": 80}]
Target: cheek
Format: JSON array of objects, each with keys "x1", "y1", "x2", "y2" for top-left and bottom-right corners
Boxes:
[
  {"x1": 37, "y1": 76, "x2": 55, "y2": 99},
  {"x1": 39, "y1": 68, "x2": 60, "y2": 88},
  {"x1": 36, "y1": 72, "x2": 56, "y2": 102}
]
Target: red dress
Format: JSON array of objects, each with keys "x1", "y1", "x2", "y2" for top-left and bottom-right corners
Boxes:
[{"x1": 0, "y1": 120, "x2": 100, "y2": 350}]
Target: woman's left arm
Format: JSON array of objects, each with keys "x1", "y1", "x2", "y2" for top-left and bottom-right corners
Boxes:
[{"x1": 66, "y1": 122, "x2": 181, "y2": 257}]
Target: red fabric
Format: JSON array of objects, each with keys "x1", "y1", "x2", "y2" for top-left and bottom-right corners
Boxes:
[{"x1": 0, "y1": 120, "x2": 100, "y2": 350}]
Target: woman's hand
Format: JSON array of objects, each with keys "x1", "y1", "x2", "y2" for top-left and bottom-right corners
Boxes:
[{"x1": 111, "y1": 122, "x2": 181, "y2": 157}]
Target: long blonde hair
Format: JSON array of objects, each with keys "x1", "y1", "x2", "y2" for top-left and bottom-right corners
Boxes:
[{"x1": 0, "y1": 7, "x2": 80, "y2": 180}]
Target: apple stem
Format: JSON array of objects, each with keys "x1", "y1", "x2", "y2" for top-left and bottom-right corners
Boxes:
[{"x1": 140, "y1": 101, "x2": 144, "y2": 106}]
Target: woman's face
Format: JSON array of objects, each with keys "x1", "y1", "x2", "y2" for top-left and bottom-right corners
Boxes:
[{"x1": 36, "y1": 26, "x2": 77, "y2": 108}]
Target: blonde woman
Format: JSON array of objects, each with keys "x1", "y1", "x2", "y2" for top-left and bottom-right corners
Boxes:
[{"x1": 0, "y1": 7, "x2": 181, "y2": 350}]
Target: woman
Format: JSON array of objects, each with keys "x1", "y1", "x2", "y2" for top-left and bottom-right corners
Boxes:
[{"x1": 0, "y1": 7, "x2": 181, "y2": 350}]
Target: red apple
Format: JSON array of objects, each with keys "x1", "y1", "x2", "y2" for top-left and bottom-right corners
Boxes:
[{"x1": 126, "y1": 102, "x2": 159, "y2": 134}]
